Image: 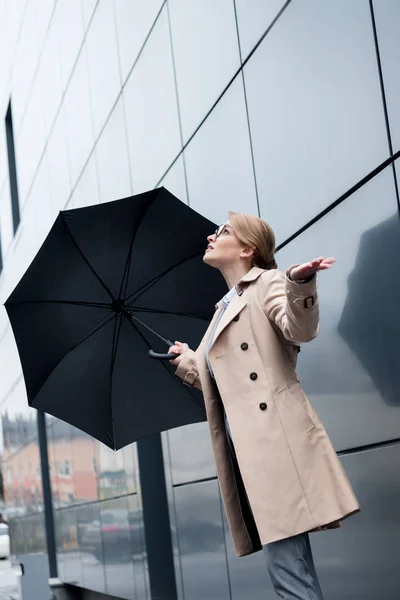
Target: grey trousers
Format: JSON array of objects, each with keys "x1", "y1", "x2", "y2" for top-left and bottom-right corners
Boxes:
[
  {"x1": 223, "y1": 409, "x2": 324, "y2": 599},
  {"x1": 264, "y1": 532, "x2": 324, "y2": 600}
]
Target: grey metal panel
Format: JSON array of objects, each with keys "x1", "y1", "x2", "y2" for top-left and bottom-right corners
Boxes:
[
  {"x1": 167, "y1": 422, "x2": 216, "y2": 486},
  {"x1": 277, "y1": 169, "x2": 400, "y2": 452},
  {"x1": 217, "y1": 443, "x2": 400, "y2": 599},
  {"x1": 173, "y1": 480, "x2": 231, "y2": 600},
  {"x1": 311, "y1": 444, "x2": 400, "y2": 599},
  {"x1": 168, "y1": 0, "x2": 240, "y2": 142},
  {"x1": 373, "y1": 0, "x2": 400, "y2": 153},
  {"x1": 18, "y1": 553, "x2": 51, "y2": 600},
  {"x1": 245, "y1": 0, "x2": 388, "y2": 245}
]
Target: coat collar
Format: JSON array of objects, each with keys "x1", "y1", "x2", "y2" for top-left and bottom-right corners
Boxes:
[{"x1": 214, "y1": 267, "x2": 265, "y2": 309}]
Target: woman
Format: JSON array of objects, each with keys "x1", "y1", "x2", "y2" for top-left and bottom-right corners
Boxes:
[{"x1": 168, "y1": 212, "x2": 360, "y2": 599}]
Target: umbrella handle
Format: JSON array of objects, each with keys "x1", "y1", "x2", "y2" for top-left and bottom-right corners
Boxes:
[{"x1": 148, "y1": 350, "x2": 180, "y2": 361}]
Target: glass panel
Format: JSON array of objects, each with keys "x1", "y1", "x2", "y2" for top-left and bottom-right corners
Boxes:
[
  {"x1": 372, "y1": 0, "x2": 400, "y2": 153},
  {"x1": 276, "y1": 168, "x2": 400, "y2": 452},
  {"x1": 78, "y1": 502, "x2": 106, "y2": 593},
  {"x1": 245, "y1": 0, "x2": 389, "y2": 244},
  {"x1": 168, "y1": 0, "x2": 240, "y2": 142},
  {"x1": 161, "y1": 431, "x2": 184, "y2": 600},
  {"x1": 61, "y1": 507, "x2": 82, "y2": 585},
  {"x1": 173, "y1": 480, "x2": 230, "y2": 600},
  {"x1": 70, "y1": 427, "x2": 100, "y2": 504},
  {"x1": 123, "y1": 6, "x2": 181, "y2": 192},
  {"x1": 100, "y1": 496, "x2": 135, "y2": 599},
  {"x1": 23, "y1": 512, "x2": 46, "y2": 554},
  {"x1": 97, "y1": 444, "x2": 131, "y2": 500},
  {"x1": 311, "y1": 445, "x2": 400, "y2": 599},
  {"x1": 114, "y1": 0, "x2": 164, "y2": 85},
  {"x1": 9, "y1": 518, "x2": 26, "y2": 556},
  {"x1": 127, "y1": 494, "x2": 150, "y2": 600},
  {"x1": 46, "y1": 418, "x2": 59, "y2": 509},
  {"x1": 122, "y1": 444, "x2": 138, "y2": 496},
  {"x1": 167, "y1": 423, "x2": 216, "y2": 486},
  {"x1": 184, "y1": 75, "x2": 258, "y2": 224},
  {"x1": 85, "y1": 0, "x2": 121, "y2": 138},
  {"x1": 95, "y1": 98, "x2": 132, "y2": 204},
  {"x1": 0, "y1": 384, "x2": 41, "y2": 518},
  {"x1": 52, "y1": 421, "x2": 73, "y2": 508},
  {"x1": 54, "y1": 508, "x2": 64, "y2": 581},
  {"x1": 235, "y1": 0, "x2": 287, "y2": 61}
]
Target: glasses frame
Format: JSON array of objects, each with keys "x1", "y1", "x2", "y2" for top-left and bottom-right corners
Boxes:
[{"x1": 214, "y1": 222, "x2": 232, "y2": 238}]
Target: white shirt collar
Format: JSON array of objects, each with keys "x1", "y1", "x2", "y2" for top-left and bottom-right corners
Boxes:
[{"x1": 222, "y1": 285, "x2": 237, "y2": 308}]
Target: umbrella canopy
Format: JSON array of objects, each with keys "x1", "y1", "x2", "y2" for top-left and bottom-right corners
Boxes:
[{"x1": 5, "y1": 188, "x2": 226, "y2": 450}]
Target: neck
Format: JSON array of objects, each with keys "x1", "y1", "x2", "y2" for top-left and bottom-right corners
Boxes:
[{"x1": 219, "y1": 263, "x2": 253, "y2": 290}]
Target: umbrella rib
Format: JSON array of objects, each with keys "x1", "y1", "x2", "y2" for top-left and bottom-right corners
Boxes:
[
  {"x1": 124, "y1": 314, "x2": 206, "y2": 418},
  {"x1": 61, "y1": 213, "x2": 116, "y2": 302},
  {"x1": 7, "y1": 300, "x2": 111, "y2": 309},
  {"x1": 125, "y1": 251, "x2": 204, "y2": 305},
  {"x1": 118, "y1": 188, "x2": 161, "y2": 300}
]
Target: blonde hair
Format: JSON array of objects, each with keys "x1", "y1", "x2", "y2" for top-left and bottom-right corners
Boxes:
[{"x1": 228, "y1": 211, "x2": 277, "y2": 270}]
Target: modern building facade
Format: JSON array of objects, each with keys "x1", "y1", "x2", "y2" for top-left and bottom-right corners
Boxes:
[{"x1": 0, "y1": 1, "x2": 399, "y2": 599}]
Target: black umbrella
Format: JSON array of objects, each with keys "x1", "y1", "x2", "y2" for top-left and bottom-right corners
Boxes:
[{"x1": 5, "y1": 188, "x2": 226, "y2": 450}]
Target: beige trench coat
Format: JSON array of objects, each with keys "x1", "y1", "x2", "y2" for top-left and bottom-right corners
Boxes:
[{"x1": 176, "y1": 266, "x2": 360, "y2": 557}]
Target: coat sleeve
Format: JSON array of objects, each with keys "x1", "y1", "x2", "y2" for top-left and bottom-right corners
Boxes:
[
  {"x1": 261, "y1": 267, "x2": 319, "y2": 343},
  {"x1": 175, "y1": 349, "x2": 203, "y2": 390}
]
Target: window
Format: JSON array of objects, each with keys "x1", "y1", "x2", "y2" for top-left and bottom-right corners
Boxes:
[{"x1": 5, "y1": 101, "x2": 20, "y2": 234}]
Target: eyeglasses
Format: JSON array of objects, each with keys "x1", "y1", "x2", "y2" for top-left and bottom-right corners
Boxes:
[{"x1": 214, "y1": 222, "x2": 232, "y2": 238}]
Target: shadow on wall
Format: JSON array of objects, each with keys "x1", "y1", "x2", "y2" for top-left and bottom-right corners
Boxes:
[{"x1": 338, "y1": 213, "x2": 400, "y2": 406}]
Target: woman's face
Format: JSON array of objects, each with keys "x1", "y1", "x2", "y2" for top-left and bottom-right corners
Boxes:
[{"x1": 203, "y1": 222, "x2": 248, "y2": 268}]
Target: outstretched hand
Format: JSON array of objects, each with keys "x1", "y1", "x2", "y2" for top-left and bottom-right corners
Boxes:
[{"x1": 290, "y1": 257, "x2": 336, "y2": 282}]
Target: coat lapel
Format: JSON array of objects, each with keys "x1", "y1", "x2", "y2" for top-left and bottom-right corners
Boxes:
[
  {"x1": 204, "y1": 267, "x2": 264, "y2": 352},
  {"x1": 210, "y1": 292, "x2": 247, "y2": 349}
]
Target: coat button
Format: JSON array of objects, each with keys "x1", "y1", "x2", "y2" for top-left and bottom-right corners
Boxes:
[
  {"x1": 259, "y1": 402, "x2": 267, "y2": 411},
  {"x1": 240, "y1": 342, "x2": 248, "y2": 351},
  {"x1": 233, "y1": 314, "x2": 240, "y2": 322},
  {"x1": 250, "y1": 372, "x2": 258, "y2": 381}
]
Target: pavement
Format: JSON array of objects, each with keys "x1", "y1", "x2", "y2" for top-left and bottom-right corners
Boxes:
[{"x1": 0, "y1": 559, "x2": 19, "y2": 600}]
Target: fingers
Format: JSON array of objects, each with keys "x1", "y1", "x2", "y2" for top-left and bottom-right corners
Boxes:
[
  {"x1": 168, "y1": 345, "x2": 181, "y2": 355},
  {"x1": 310, "y1": 257, "x2": 336, "y2": 270},
  {"x1": 168, "y1": 341, "x2": 189, "y2": 355}
]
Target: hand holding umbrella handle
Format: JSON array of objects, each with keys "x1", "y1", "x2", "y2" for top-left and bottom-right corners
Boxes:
[
  {"x1": 149, "y1": 338, "x2": 182, "y2": 361},
  {"x1": 148, "y1": 350, "x2": 180, "y2": 360}
]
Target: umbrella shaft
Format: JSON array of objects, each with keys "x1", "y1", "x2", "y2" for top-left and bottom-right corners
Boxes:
[{"x1": 123, "y1": 308, "x2": 173, "y2": 347}]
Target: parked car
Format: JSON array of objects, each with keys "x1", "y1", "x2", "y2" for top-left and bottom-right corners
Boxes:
[{"x1": 0, "y1": 524, "x2": 10, "y2": 559}]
